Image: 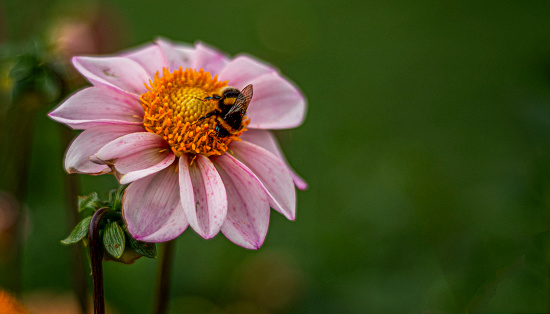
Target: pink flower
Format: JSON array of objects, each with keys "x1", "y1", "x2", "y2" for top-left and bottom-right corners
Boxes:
[{"x1": 49, "y1": 39, "x2": 307, "y2": 249}]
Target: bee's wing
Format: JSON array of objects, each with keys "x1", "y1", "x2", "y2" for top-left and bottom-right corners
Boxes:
[{"x1": 225, "y1": 84, "x2": 253, "y2": 117}]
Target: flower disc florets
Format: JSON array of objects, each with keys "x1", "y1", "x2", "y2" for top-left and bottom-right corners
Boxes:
[{"x1": 141, "y1": 67, "x2": 249, "y2": 157}]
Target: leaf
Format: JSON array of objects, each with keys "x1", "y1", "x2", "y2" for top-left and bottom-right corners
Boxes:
[
  {"x1": 127, "y1": 231, "x2": 157, "y2": 258},
  {"x1": 61, "y1": 216, "x2": 92, "y2": 244},
  {"x1": 78, "y1": 192, "x2": 101, "y2": 213},
  {"x1": 108, "y1": 185, "x2": 126, "y2": 212},
  {"x1": 103, "y1": 221, "x2": 125, "y2": 259}
]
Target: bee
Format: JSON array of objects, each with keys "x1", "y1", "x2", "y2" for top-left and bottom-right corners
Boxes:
[{"x1": 198, "y1": 84, "x2": 253, "y2": 137}]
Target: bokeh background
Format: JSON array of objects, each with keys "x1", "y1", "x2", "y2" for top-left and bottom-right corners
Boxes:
[{"x1": 2, "y1": 0, "x2": 550, "y2": 313}]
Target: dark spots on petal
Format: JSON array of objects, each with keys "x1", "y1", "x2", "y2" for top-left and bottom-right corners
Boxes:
[{"x1": 102, "y1": 68, "x2": 118, "y2": 78}]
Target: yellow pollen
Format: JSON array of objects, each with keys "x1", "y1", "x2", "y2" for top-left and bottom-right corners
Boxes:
[{"x1": 140, "y1": 67, "x2": 250, "y2": 157}]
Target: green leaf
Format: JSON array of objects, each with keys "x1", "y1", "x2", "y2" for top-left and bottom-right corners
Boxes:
[
  {"x1": 78, "y1": 192, "x2": 101, "y2": 213},
  {"x1": 103, "y1": 221, "x2": 125, "y2": 259},
  {"x1": 61, "y1": 216, "x2": 92, "y2": 245},
  {"x1": 108, "y1": 189, "x2": 116, "y2": 207},
  {"x1": 127, "y1": 231, "x2": 157, "y2": 258},
  {"x1": 108, "y1": 185, "x2": 126, "y2": 212}
]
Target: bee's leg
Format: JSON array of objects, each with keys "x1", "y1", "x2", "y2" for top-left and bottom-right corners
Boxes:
[
  {"x1": 197, "y1": 110, "x2": 216, "y2": 123},
  {"x1": 203, "y1": 95, "x2": 221, "y2": 101}
]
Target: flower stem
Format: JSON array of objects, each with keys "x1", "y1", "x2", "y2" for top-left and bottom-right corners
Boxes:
[
  {"x1": 60, "y1": 126, "x2": 88, "y2": 314},
  {"x1": 154, "y1": 239, "x2": 177, "y2": 314},
  {"x1": 89, "y1": 207, "x2": 110, "y2": 314}
]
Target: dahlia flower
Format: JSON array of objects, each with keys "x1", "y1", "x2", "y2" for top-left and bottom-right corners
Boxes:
[{"x1": 49, "y1": 39, "x2": 307, "y2": 249}]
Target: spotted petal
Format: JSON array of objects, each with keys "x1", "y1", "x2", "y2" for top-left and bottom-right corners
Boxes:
[
  {"x1": 245, "y1": 72, "x2": 306, "y2": 130},
  {"x1": 212, "y1": 154, "x2": 270, "y2": 249},
  {"x1": 72, "y1": 56, "x2": 151, "y2": 95},
  {"x1": 48, "y1": 87, "x2": 143, "y2": 130},
  {"x1": 179, "y1": 155, "x2": 227, "y2": 239},
  {"x1": 230, "y1": 141, "x2": 296, "y2": 220},
  {"x1": 65, "y1": 124, "x2": 145, "y2": 175},
  {"x1": 123, "y1": 164, "x2": 188, "y2": 242},
  {"x1": 240, "y1": 129, "x2": 308, "y2": 190},
  {"x1": 94, "y1": 132, "x2": 174, "y2": 184}
]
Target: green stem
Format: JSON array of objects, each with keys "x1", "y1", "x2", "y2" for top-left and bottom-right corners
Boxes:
[{"x1": 154, "y1": 239, "x2": 177, "y2": 314}]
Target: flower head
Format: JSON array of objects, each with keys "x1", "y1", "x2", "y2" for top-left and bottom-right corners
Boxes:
[{"x1": 49, "y1": 39, "x2": 307, "y2": 249}]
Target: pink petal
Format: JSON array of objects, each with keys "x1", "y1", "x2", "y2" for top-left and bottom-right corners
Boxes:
[
  {"x1": 123, "y1": 164, "x2": 188, "y2": 242},
  {"x1": 72, "y1": 56, "x2": 151, "y2": 95},
  {"x1": 116, "y1": 152, "x2": 175, "y2": 185},
  {"x1": 240, "y1": 130, "x2": 308, "y2": 190},
  {"x1": 212, "y1": 154, "x2": 270, "y2": 249},
  {"x1": 191, "y1": 42, "x2": 229, "y2": 74},
  {"x1": 124, "y1": 43, "x2": 167, "y2": 79},
  {"x1": 218, "y1": 55, "x2": 276, "y2": 89},
  {"x1": 64, "y1": 124, "x2": 144, "y2": 175},
  {"x1": 48, "y1": 87, "x2": 143, "y2": 130},
  {"x1": 94, "y1": 132, "x2": 167, "y2": 160},
  {"x1": 178, "y1": 155, "x2": 227, "y2": 239},
  {"x1": 94, "y1": 132, "x2": 174, "y2": 184},
  {"x1": 155, "y1": 38, "x2": 193, "y2": 72},
  {"x1": 229, "y1": 141, "x2": 296, "y2": 220},
  {"x1": 245, "y1": 72, "x2": 306, "y2": 130}
]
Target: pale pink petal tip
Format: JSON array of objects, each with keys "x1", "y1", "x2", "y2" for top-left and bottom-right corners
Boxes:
[
  {"x1": 72, "y1": 55, "x2": 151, "y2": 95},
  {"x1": 213, "y1": 154, "x2": 270, "y2": 250},
  {"x1": 229, "y1": 141, "x2": 296, "y2": 221},
  {"x1": 293, "y1": 174, "x2": 308, "y2": 190},
  {"x1": 48, "y1": 87, "x2": 143, "y2": 130},
  {"x1": 64, "y1": 124, "x2": 144, "y2": 175},
  {"x1": 239, "y1": 130, "x2": 308, "y2": 191},
  {"x1": 179, "y1": 155, "x2": 227, "y2": 239},
  {"x1": 93, "y1": 132, "x2": 174, "y2": 184},
  {"x1": 123, "y1": 165, "x2": 188, "y2": 242}
]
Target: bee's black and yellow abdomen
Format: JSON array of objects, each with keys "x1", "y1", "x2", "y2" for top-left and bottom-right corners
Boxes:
[{"x1": 214, "y1": 116, "x2": 239, "y2": 137}]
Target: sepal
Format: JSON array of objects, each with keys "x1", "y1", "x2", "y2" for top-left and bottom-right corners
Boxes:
[
  {"x1": 103, "y1": 221, "x2": 125, "y2": 259},
  {"x1": 61, "y1": 186, "x2": 157, "y2": 264},
  {"x1": 127, "y1": 231, "x2": 157, "y2": 258},
  {"x1": 78, "y1": 192, "x2": 101, "y2": 214},
  {"x1": 61, "y1": 216, "x2": 92, "y2": 244}
]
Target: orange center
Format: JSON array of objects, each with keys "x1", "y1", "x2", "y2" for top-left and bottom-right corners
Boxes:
[{"x1": 140, "y1": 67, "x2": 249, "y2": 157}]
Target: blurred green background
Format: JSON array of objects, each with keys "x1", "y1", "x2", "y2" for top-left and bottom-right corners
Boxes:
[{"x1": 2, "y1": 0, "x2": 550, "y2": 313}]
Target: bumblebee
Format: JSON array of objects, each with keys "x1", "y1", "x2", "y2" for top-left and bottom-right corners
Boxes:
[{"x1": 198, "y1": 84, "x2": 253, "y2": 137}]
